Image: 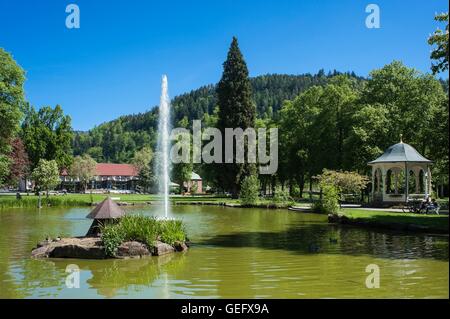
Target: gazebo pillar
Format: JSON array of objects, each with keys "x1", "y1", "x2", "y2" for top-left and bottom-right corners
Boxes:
[
  {"x1": 426, "y1": 166, "x2": 432, "y2": 197},
  {"x1": 405, "y1": 162, "x2": 409, "y2": 201},
  {"x1": 371, "y1": 168, "x2": 375, "y2": 200},
  {"x1": 381, "y1": 167, "x2": 386, "y2": 201},
  {"x1": 394, "y1": 172, "x2": 398, "y2": 194},
  {"x1": 414, "y1": 169, "x2": 420, "y2": 193}
]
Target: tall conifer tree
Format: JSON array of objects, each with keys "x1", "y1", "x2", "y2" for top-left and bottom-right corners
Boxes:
[{"x1": 217, "y1": 37, "x2": 256, "y2": 196}]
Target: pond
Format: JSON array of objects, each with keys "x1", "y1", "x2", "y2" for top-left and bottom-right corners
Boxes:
[{"x1": 0, "y1": 205, "x2": 448, "y2": 298}]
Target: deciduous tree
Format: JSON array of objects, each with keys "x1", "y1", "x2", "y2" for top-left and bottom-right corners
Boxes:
[
  {"x1": 21, "y1": 104, "x2": 74, "y2": 170},
  {"x1": 428, "y1": 12, "x2": 449, "y2": 74},
  {"x1": 32, "y1": 159, "x2": 60, "y2": 198},
  {"x1": 0, "y1": 48, "x2": 25, "y2": 183},
  {"x1": 69, "y1": 154, "x2": 97, "y2": 192}
]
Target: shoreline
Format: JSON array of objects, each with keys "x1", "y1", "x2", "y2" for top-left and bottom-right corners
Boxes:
[
  {"x1": 1, "y1": 195, "x2": 448, "y2": 234},
  {"x1": 328, "y1": 212, "x2": 449, "y2": 234}
]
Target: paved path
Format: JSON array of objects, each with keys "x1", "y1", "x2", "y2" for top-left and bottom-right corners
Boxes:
[
  {"x1": 290, "y1": 204, "x2": 404, "y2": 212},
  {"x1": 290, "y1": 204, "x2": 448, "y2": 215}
]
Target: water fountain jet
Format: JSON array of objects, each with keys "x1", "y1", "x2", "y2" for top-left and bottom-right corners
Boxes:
[{"x1": 157, "y1": 75, "x2": 171, "y2": 218}]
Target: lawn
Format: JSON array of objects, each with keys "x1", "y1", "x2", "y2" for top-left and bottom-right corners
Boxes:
[
  {"x1": 0, "y1": 192, "x2": 306, "y2": 209},
  {"x1": 0, "y1": 193, "x2": 232, "y2": 208},
  {"x1": 339, "y1": 209, "x2": 449, "y2": 233}
]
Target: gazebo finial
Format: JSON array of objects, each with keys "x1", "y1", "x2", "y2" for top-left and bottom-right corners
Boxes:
[{"x1": 400, "y1": 133, "x2": 403, "y2": 143}]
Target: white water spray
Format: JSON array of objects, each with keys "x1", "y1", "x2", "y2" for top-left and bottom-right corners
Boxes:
[{"x1": 157, "y1": 75, "x2": 170, "y2": 218}]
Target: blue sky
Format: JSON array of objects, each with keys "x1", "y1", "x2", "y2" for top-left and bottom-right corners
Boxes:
[{"x1": 0, "y1": 0, "x2": 448, "y2": 131}]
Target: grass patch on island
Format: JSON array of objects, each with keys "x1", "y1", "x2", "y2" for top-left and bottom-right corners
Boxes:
[{"x1": 101, "y1": 215, "x2": 187, "y2": 256}]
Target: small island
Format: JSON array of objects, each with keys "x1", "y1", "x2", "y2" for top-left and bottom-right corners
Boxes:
[{"x1": 31, "y1": 198, "x2": 188, "y2": 259}]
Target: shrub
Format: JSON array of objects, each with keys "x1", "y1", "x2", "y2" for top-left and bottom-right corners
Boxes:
[
  {"x1": 313, "y1": 184, "x2": 340, "y2": 214},
  {"x1": 315, "y1": 169, "x2": 369, "y2": 195},
  {"x1": 239, "y1": 175, "x2": 259, "y2": 206},
  {"x1": 100, "y1": 215, "x2": 187, "y2": 257},
  {"x1": 101, "y1": 224, "x2": 125, "y2": 256},
  {"x1": 272, "y1": 186, "x2": 292, "y2": 205}
]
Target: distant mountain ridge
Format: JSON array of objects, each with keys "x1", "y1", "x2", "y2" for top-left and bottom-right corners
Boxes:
[{"x1": 73, "y1": 71, "x2": 365, "y2": 163}]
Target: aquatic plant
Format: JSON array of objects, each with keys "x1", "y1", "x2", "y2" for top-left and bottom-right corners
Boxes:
[{"x1": 100, "y1": 215, "x2": 187, "y2": 257}]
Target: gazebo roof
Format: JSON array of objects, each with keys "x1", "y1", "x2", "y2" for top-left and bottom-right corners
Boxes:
[
  {"x1": 368, "y1": 141, "x2": 432, "y2": 165},
  {"x1": 190, "y1": 171, "x2": 202, "y2": 180},
  {"x1": 86, "y1": 197, "x2": 125, "y2": 220}
]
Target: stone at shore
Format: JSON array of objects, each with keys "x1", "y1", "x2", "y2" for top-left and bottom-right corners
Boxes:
[
  {"x1": 116, "y1": 241, "x2": 151, "y2": 258},
  {"x1": 32, "y1": 237, "x2": 188, "y2": 259},
  {"x1": 173, "y1": 240, "x2": 189, "y2": 252},
  {"x1": 32, "y1": 237, "x2": 107, "y2": 259},
  {"x1": 152, "y1": 241, "x2": 175, "y2": 256}
]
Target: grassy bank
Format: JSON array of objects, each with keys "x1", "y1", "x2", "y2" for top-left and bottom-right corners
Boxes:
[
  {"x1": 0, "y1": 195, "x2": 91, "y2": 208},
  {"x1": 101, "y1": 215, "x2": 187, "y2": 256},
  {"x1": 336, "y1": 209, "x2": 449, "y2": 233},
  {"x1": 0, "y1": 193, "x2": 227, "y2": 208},
  {"x1": 0, "y1": 193, "x2": 297, "y2": 209}
]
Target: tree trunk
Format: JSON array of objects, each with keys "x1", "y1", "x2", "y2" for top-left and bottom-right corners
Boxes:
[
  {"x1": 289, "y1": 180, "x2": 293, "y2": 196},
  {"x1": 38, "y1": 191, "x2": 42, "y2": 209},
  {"x1": 271, "y1": 176, "x2": 276, "y2": 195},
  {"x1": 298, "y1": 174, "x2": 305, "y2": 198}
]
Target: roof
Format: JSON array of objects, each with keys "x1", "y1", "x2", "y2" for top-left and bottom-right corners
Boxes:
[
  {"x1": 86, "y1": 197, "x2": 126, "y2": 219},
  {"x1": 190, "y1": 172, "x2": 202, "y2": 180},
  {"x1": 62, "y1": 163, "x2": 138, "y2": 177},
  {"x1": 368, "y1": 142, "x2": 432, "y2": 164},
  {"x1": 95, "y1": 163, "x2": 138, "y2": 176}
]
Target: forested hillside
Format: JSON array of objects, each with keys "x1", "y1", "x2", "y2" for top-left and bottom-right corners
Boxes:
[{"x1": 73, "y1": 71, "x2": 363, "y2": 163}]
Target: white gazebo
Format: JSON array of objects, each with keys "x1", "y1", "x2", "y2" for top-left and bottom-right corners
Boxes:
[{"x1": 368, "y1": 136, "x2": 432, "y2": 204}]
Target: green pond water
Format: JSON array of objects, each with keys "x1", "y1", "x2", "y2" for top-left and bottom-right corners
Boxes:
[{"x1": 0, "y1": 205, "x2": 448, "y2": 299}]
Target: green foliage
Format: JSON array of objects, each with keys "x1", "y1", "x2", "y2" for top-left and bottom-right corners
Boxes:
[
  {"x1": 278, "y1": 75, "x2": 361, "y2": 195},
  {"x1": 69, "y1": 154, "x2": 97, "y2": 191},
  {"x1": 101, "y1": 223, "x2": 125, "y2": 257},
  {"x1": 31, "y1": 159, "x2": 60, "y2": 196},
  {"x1": 340, "y1": 209, "x2": 448, "y2": 232},
  {"x1": 428, "y1": 12, "x2": 449, "y2": 74},
  {"x1": 132, "y1": 146, "x2": 155, "y2": 192},
  {"x1": 100, "y1": 215, "x2": 187, "y2": 257},
  {"x1": 0, "y1": 48, "x2": 25, "y2": 183},
  {"x1": 158, "y1": 219, "x2": 187, "y2": 247},
  {"x1": 315, "y1": 169, "x2": 369, "y2": 195},
  {"x1": 239, "y1": 175, "x2": 260, "y2": 206},
  {"x1": 278, "y1": 61, "x2": 448, "y2": 197},
  {"x1": 131, "y1": 147, "x2": 153, "y2": 173},
  {"x1": 313, "y1": 169, "x2": 368, "y2": 214},
  {"x1": 0, "y1": 195, "x2": 90, "y2": 209},
  {"x1": 216, "y1": 37, "x2": 257, "y2": 195},
  {"x1": 272, "y1": 186, "x2": 292, "y2": 204},
  {"x1": 313, "y1": 184, "x2": 340, "y2": 214},
  {"x1": 171, "y1": 131, "x2": 193, "y2": 193},
  {"x1": 21, "y1": 104, "x2": 73, "y2": 170},
  {"x1": 0, "y1": 155, "x2": 10, "y2": 186},
  {"x1": 72, "y1": 71, "x2": 362, "y2": 166},
  {"x1": 0, "y1": 48, "x2": 25, "y2": 155},
  {"x1": 72, "y1": 112, "x2": 156, "y2": 163}
]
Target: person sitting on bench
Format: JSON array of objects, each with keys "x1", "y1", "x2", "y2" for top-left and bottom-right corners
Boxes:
[
  {"x1": 426, "y1": 198, "x2": 440, "y2": 214},
  {"x1": 420, "y1": 196, "x2": 431, "y2": 212}
]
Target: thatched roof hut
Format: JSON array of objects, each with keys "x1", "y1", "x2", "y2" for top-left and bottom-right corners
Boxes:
[{"x1": 86, "y1": 197, "x2": 125, "y2": 236}]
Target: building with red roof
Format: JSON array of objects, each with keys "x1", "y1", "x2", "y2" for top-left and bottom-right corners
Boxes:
[{"x1": 60, "y1": 163, "x2": 139, "y2": 192}]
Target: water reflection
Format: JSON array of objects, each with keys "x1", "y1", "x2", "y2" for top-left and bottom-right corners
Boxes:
[
  {"x1": 0, "y1": 206, "x2": 448, "y2": 298},
  {"x1": 199, "y1": 223, "x2": 449, "y2": 261}
]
